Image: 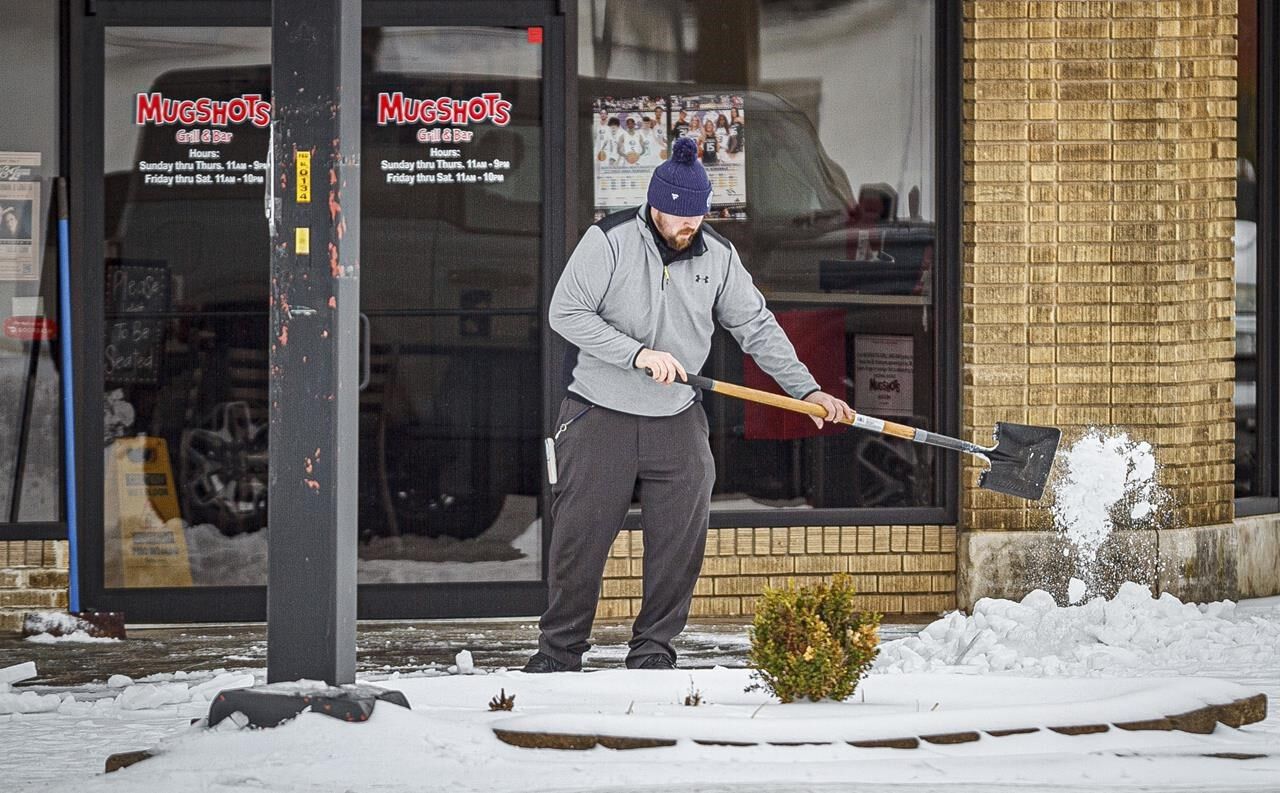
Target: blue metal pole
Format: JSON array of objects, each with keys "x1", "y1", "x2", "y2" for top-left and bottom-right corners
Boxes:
[{"x1": 56, "y1": 177, "x2": 80, "y2": 613}]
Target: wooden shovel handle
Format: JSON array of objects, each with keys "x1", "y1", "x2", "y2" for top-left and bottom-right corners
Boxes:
[{"x1": 680, "y1": 373, "x2": 916, "y2": 440}]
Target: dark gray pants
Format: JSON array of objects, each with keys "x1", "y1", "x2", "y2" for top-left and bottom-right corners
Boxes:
[{"x1": 538, "y1": 395, "x2": 714, "y2": 667}]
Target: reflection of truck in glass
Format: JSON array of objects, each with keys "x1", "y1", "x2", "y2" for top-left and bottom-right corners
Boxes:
[{"x1": 107, "y1": 66, "x2": 936, "y2": 539}]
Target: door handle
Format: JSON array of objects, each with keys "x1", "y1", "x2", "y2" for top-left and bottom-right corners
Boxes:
[{"x1": 359, "y1": 311, "x2": 371, "y2": 391}]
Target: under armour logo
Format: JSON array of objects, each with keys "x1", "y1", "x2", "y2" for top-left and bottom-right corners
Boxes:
[
  {"x1": 671, "y1": 192, "x2": 679, "y2": 200},
  {"x1": 694, "y1": 274, "x2": 710, "y2": 283}
]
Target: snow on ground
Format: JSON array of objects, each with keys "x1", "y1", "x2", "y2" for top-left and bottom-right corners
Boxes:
[{"x1": 1, "y1": 585, "x2": 1278, "y2": 793}]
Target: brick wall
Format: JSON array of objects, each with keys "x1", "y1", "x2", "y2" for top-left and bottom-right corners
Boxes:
[
  {"x1": 962, "y1": 0, "x2": 1238, "y2": 536},
  {"x1": 597, "y1": 526, "x2": 957, "y2": 621},
  {"x1": 0, "y1": 540, "x2": 69, "y2": 632}
]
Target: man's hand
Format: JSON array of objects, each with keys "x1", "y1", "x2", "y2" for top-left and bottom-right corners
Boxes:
[
  {"x1": 804, "y1": 390, "x2": 854, "y2": 428},
  {"x1": 635, "y1": 348, "x2": 688, "y2": 385}
]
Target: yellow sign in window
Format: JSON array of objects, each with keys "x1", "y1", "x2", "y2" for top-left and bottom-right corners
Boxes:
[
  {"x1": 296, "y1": 150, "x2": 311, "y2": 203},
  {"x1": 295, "y1": 226, "x2": 310, "y2": 255}
]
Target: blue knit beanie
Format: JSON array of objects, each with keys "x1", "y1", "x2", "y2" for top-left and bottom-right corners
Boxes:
[{"x1": 647, "y1": 137, "x2": 712, "y2": 217}]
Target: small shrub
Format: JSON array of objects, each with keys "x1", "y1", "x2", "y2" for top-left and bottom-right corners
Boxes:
[
  {"x1": 747, "y1": 574, "x2": 881, "y2": 703},
  {"x1": 488, "y1": 688, "x2": 515, "y2": 711}
]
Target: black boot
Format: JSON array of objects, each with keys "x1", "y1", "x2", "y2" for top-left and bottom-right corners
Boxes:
[
  {"x1": 627, "y1": 653, "x2": 676, "y2": 670},
  {"x1": 521, "y1": 651, "x2": 582, "y2": 673}
]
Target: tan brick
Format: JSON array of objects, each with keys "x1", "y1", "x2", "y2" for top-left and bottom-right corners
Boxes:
[
  {"x1": 795, "y1": 555, "x2": 843, "y2": 574},
  {"x1": 602, "y1": 578, "x2": 642, "y2": 598},
  {"x1": 603, "y1": 558, "x2": 630, "y2": 578},
  {"x1": 854, "y1": 594, "x2": 903, "y2": 614},
  {"x1": 713, "y1": 576, "x2": 766, "y2": 597},
  {"x1": 878, "y1": 574, "x2": 934, "y2": 594},
  {"x1": 902, "y1": 594, "x2": 955, "y2": 615},
  {"x1": 741, "y1": 556, "x2": 794, "y2": 575},
  {"x1": 699, "y1": 556, "x2": 741, "y2": 576},
  {"x1": 688, "y1": 597, "x2": 743, "y2": 618},
  {"x1": 847, "y1": 554, "x2": 903, "y2": 574},
  {"x1": 906, "y1": 527, "x2": 924, "y2": 553},
  {"x1": 770, "y1": 527, "x2": 789, "y2": 555},
  {"x1": 903, "y1": 554, "x2": 957, "y2": 573},
  {"x1": 857, "y1": 527, "x2": 875, "y2": 554},
  {"x1": 0, "y1": 589, "x2": 63, "y2": 608},
  {"x1": 594, "y1": 599, "x2": 634, "y2": 620}
]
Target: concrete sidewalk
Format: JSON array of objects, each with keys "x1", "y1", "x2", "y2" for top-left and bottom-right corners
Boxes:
[{"x1": 0, "y1": 619, "x2": 922, "y2": 687}]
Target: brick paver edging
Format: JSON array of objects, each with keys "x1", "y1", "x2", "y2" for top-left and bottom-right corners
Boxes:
[{"x1": 492, "y1": 692, "x2": 1267, "y2": 751}]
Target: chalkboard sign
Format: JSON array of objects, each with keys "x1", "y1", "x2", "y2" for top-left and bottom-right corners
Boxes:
[{"x1": 104, "y1": 260, "x2": 170, "y2": 385}]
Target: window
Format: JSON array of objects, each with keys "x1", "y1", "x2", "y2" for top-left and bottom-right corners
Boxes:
[
  {"x1": 1235, "y1": 0, "x2": 1278, "y2": 511},
  {"x1": 0, "y1": 2, "x2": 62, "y2": 533},
  {"x1": 576, "y1": 0, "x2": 950, "y2": 519}
]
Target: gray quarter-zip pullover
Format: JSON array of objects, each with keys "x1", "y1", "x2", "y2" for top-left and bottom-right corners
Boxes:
[{"x1": 550, "y1": 205, "x2": 821, "y2": 416}]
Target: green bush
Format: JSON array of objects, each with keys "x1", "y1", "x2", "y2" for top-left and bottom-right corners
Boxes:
[{"x1": 747, "y1": 574, "x2": 881, "y2": 703}]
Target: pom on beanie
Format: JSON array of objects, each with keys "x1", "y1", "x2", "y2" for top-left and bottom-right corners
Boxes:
[
  {"x1": 671, "y1": 136, "x2": 697, "y2": 164},
  {"x1": 647, "y1": 136, "x2": 712, "y2": 217}
]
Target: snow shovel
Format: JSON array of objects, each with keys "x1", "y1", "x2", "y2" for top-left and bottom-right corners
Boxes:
[{"x1": 677, "y1": 373, "x2": 1060, "y2": 501}]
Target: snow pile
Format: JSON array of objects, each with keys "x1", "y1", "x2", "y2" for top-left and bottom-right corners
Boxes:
[
  {"x1": 875, "y1": 582, "x2": 1280, "y2": 677},
  {"x1": 1050, "y1": 430, "x2": 1162, "y2": 563},
  {"x1": 25, "y1": 630, "x2": 120, "y2": 644},
  {"x1": 0, "y1": 667, "x2": 256, "y2": 717}
]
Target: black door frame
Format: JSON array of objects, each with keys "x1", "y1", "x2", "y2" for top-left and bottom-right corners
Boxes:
[{"x1": 70, "y1": 0, "x2": 568, "y2": 622}]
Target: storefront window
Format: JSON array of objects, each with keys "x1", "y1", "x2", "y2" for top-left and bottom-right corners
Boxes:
[
  {"x1": 1236, "y1": 0, "x2": 1260, "y2": 499},
  {"x1": 0, "y1": 2, "x2": 62, "y2": 528},
  {"x1": 578, "y1": 0, "x2": 940, "y2": 513}
]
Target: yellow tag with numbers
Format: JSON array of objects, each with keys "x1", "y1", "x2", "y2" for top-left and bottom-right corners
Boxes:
[
  {"x1": 296, "y1": 227, "x2": 310, "y2": 255},
  {"x1": 296, "y1": 150, "x2": 311, "y2": 203}
]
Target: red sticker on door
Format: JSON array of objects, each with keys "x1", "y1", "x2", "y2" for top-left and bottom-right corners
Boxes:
[
  {"x1": 527, "y1": 27, "x2": 543, "y2": 44},
  {"x1": 3, "y1": 316, "x2": 58, "y2": 340}
]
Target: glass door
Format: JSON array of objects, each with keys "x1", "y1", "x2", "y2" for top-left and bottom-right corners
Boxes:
[
  {"x1": 358, "y1": 26, "x2": 545, "y2": 584},
  {"x1": 75, "y1": 2, "x2": 562, "y2": 621}
]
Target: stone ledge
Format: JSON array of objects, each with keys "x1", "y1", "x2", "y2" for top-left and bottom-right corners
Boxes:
[{"x1": 957, "y1": 515, "x2": 1280, "y2": 609}]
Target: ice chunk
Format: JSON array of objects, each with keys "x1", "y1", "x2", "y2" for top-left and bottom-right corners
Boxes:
[
  {"x1": 119, "y1": 682, "x2": 192, "y2": 710},
  {"x1": 1067, "y1": 577, "x2": 1086, "y2": 604},
  {"x1": 0, "y1": 661, "x2": 37, "y2": 686},
  {"x1": 1020, "y1": 589, "x2": 1057, "y2": 612},
  {"x1": 455, "y1": 649, "x2": 475, "y2": 674}
]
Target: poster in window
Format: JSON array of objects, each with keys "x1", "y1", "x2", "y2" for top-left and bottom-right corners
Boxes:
[
  {"x1": 591, "y1": 93, "x2": 745, "y2": 220},
  {"x1": 591, "y1": 95, "x2": 667, "y2": 217},
  {"x1": 668, "y1": 94, "x2": 746, "y2": 219},
  {"x1": 0, "y1": 152, "x2": 41, "y2": 282},
  {"x1": 854, "y1": 334, "x2": 914, "y2": 417}
]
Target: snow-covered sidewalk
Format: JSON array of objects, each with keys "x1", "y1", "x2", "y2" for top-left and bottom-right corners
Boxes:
[{"x1": 1, "y1": 585, "x2": 1278, "y2": 793}]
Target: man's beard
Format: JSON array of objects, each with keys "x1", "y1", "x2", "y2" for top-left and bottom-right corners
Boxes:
[{"x1": 669, "y1": 229, "x2": 695, "y2": 250}]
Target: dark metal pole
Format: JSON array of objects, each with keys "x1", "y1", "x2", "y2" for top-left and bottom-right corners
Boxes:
[{"x1": 267, "y1": 0, "x2": 361, "y2": 685}]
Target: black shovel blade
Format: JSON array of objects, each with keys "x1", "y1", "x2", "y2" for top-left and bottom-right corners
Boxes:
[{"x1": 977, "y1": 422, "x2": 1061, "y2": 501}]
